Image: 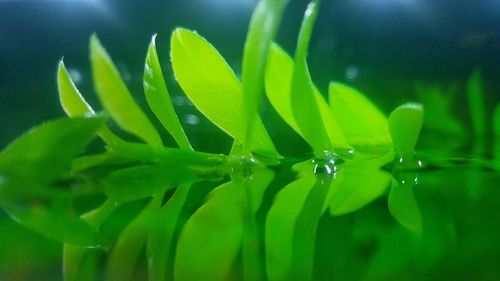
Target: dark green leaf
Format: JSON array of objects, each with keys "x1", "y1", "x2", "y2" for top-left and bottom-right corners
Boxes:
[
  {"x1": 0, "y1": 116, "x2": 104, "y2": 183},
  {"x1": 105, "y1": 195, "x2": 162, "y2": 281},
  {"x1": 90, "y1": 34, "x2": 163, "y2": 148},
  {"x1": 144, "y1": 35, "x2": 192, "y2": 150}
]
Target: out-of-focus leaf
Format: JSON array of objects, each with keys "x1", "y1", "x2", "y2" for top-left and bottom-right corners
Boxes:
[
  {"x1": 265, "y1": 43, "x2": 350, "y2": 151},
  {"x1": 328, "y1": 164, "x2": 391, "y2": 216},
  {"x1": 144, "y1": 35, "x2": 192, "y2": 150},
  {"x1": 467, "y1": 69, "x2": 487, "y2": 136},
  {"x1": 265, "y1": 44, "x2": 303, "y2": 137},
  {"x1": 170, "y1": 28, "x2": 278, "y2": 157},
  {"x1": 290, "y1": 1, "x2": 350, "y2": 154},
  {"x1": 1, "y1": 196, "x2": 106, "y2": 247},
  {"x1": 329, "y1": 82, "x2": 392, "y2": 151},
  {"x1": 147, "y1": 183, "x2": 191, "y2": 281},
  {"x1": 240, "y1": 0, "x2": 288, "y2": 151},
  {"x1": 102, "y1": 164, "x2": 194, "y2": 205},
  {"x1": 388, "y1": 177, "x2": 422, "y2": 232},
  {"x1": 58, "y1": 60, "x2": 124, "y2": 146},
  {"x1": 388, "y1": 103, "x2": 423, "y2": 159},
  {"x1": 63, "y1": 199, "x2": 116, "y2": 281},
  {"x1": 0, "y1": 116, "x2": 104, "y2": 183},
  {"x1": 174, "y1": 168, "x2": 273, "y2": 281},
  {"x1": 90, "y1": 34, "x2": 163, "y2": 148},
  {"x1": 265, "y1": 161, "x2": 316, "y2": 281},
  {"x1": 493, "y1": 102, "x2": 500, "y2": 137},
  {"x1": 105, "y1": 195, "x2": 162, "y2": 281}
]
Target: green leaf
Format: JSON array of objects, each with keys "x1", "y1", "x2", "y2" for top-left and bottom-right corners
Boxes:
[
  {"x1": 1, "y1": 194, "x2": 107, "y2": 247},
  {"x1": 58, "y1": 60, "x2": 124, "y2": 146},
  {"x1": 170, "y1": 28, "x2": 278, "y2": 156},
  {"x1": 175, "y1": 168, "x2": 273, "y2": 281},
  {"x1": 147, "y1": 183, "x2": 191, "y2": 281},
  {"x1": 0, "y1": 116, "x2": 104, "y2": 183},
  {"x1": 241, "y1": 0, "x2": 288, "y2": 151},
  {"x1": 388, "y1": 177, "x2": 422, "y2": 232},
  {"x1": 265, "y1": 44, "x2": 303, "y2": 138},
  {"x1": 328, "y1": 164, "x2": 391, "y2": 216},
  {"x1": 174, "y1": 181, "x2": 242, "y2": 281},
  {"x1": 494, "y1": 102, "x2": 500, "y2": 137},
  {"x1": 290, "y1": 1, "x2": 349, "y2": 153},
  {"x1": 265, "y1": 162, "x2": 316, "y2": 281},
  {"x1": 90, "y1": 34, "x2": 163, "y2": 148},
  {"x1": 466, "y1": 68, "x2": 487, "y2": 136},
  {"x1": 329, "y1": 82, "x2": 392, "y2": 151},
  {"x1": 265, "y1": 43, "x2": 350, "y2": 151},
  {"x1": 144, "y1": 35, "x2": 192, "y2": 150},
  {"x1": 388, "y1": 103, "x2": 424, "y2": 159},
  {"x1": 58, "y1": 60, "x2": 95, "y2": 117},
  {"x1": 105, "y1": 195, "x2": 162, "y2": 281}
]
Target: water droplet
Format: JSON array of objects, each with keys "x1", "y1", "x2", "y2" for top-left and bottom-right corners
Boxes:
[
  {"x1": 229, "y1": 154, "x2": 256, "y2": 182},
  {"x1": 312, "y1": 150, "x2": 342, "y2": 177}
]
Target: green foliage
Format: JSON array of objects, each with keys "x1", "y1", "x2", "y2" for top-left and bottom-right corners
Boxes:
[
  {"x1": 0, "y1": 0, "x2": 452, "y2": 280},
  {"x1": 90, "y1": 34, "x2": 163, "y2": 148},
  {"x1": 467, "y1": 68, "x2": 487, "y2": 136},
  {"x1": 144, "y1": 35, "x2": 192, "y2": 150}
]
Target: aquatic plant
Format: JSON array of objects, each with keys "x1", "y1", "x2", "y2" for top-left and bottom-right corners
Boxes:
[{"x1": 0, "y1": 0, "x2": 437, "y2": 280}]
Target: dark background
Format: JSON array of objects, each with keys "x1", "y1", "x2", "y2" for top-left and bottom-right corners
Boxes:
[{"x1": 1, "y1": 0, "x2": 500, "y2": 149}]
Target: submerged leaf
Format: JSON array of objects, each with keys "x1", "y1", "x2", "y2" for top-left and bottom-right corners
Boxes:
[
  {"x1": 388, "y1": 103, "x2": 424, "y2": 159},
  {"x1": 466, "y1": 69, "x2": 487, "y2": 136},
  {"x1": 90, "y1": 34, "x2": 163, "y2": 148},
  {"x1": 144, "y1": 35, "x2": 192, "y2": 150},
  {"x1": 329, "y1": 82, "x2": 392, "y2": 151},
  {"x1": 388, "y1": 177, "x2": 422, "y2": 232},
  {"x1": 328, "y1": 164, "x2": 391, "y2": 216},
  {"x1": 241, "y1": 0, "x2": 288, "y2": 151},
  {"x1": 171, "y1": 28, "x2": 278, "y2": 157},
  {"x1": 105, "y1": 195, "x2": 162, "y2": 281},
  {"x1": 175, "y1": 168, "x2": 273, "y2": 281}
]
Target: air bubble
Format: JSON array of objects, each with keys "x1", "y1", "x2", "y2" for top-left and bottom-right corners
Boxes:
[{"x1": 312, "y1": 150, "x2": 343, "y2": 177}]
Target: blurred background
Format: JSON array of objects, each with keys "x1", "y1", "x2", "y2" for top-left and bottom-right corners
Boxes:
[{"x1": 1, "y1": 0, "x2": 500, "y2": 280}]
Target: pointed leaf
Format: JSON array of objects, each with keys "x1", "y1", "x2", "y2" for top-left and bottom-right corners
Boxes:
[
  {"x1": 144, "y1": 35, "x2": 192, "y2": 150},
  {"x1": 58, "y1": 60, "x2": 124, "y2": 146},
  {"x1": 388, "y1": 177, "x2": 422, "y2": 232},
  {"x1": 241, "y1": 0, "x2": 288, "y2": 150},
  {"x1": 329, "y1": 82, "x2": 392, "y2": 150},
  {"x1": 90, "y1": 34, "x2": 163, "y2": 148},
  {"x1": 388, "y1": 103, "x2": 423, "y2": 159},
  {"x1": 170, "y1": 28, "x2": 278, "y2": 156},
  {"x1": 0, "y1": 116, "x2": 104, "y2": 183}
]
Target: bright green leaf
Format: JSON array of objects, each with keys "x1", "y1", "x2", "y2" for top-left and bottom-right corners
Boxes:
[
  {"x1": 467, "y1": 68, "x2": 487, "y2": 136},
  {"x1": 90, "y1": 34, "x2": 163, "y2": 148},
  {"x1": 388, "y1": 103, "x2": 424, "y2": 159},
  {"x1": 58, "y1": 60, "x2": 124, "y2": 146},
  {"x1": 144, "y1": 35, "x2": 192, "y2": 150},
  {"x1": 265, "y1": 43, "x2": 350, "y2": 151},
  {"x1": 329, "y1": 82, "x2": 392, "y2": 151},
  {"x1": 170, "y1": 28, "x2": 278, "y2": 157},
  {"x1": 388, "y1": 177, "x2": 422, "y2": 232},
  {"x1": 328, "y1": 164, "x2": 391, "y2": 216},
  {"x1": 241, "y1": 0, "x2": 288, "y2": 151}
]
